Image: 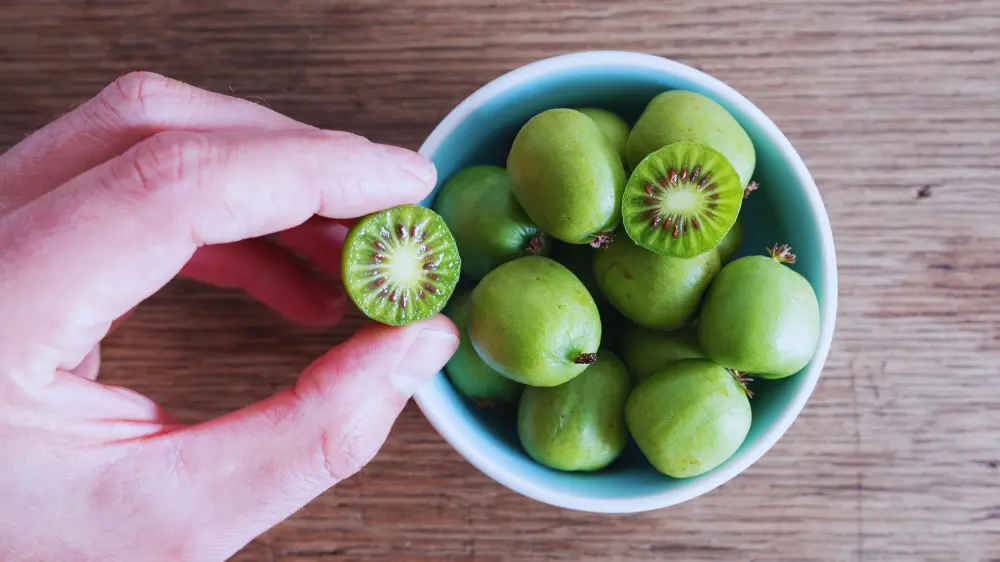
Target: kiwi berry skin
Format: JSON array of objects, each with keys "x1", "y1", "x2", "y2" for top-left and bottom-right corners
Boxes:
[
  {"x1": 506, "y1": 109, "x2": 626, "y2": 246},
  {"x1": 716, "y1": 215, "x2": 744, "y2": 262},
  {"x1": 549, "y1": 241, "x2": 610, "y2": 312},
  {"x1": 626, "y1": 90, "x2": 756, "y2": 187},
  {"x1": 593, "y1": 234, "x2": 721, "y2": 331},
  {"x1": 621, "y1": 323, "x2": 706, "y2": 385},
  {"x1": 625, "y1": 358, "x2": 751, "y2": 478},
  {"x1": 698, "y1": 253, "x2": 821, "y2": 378},
  {"x1": 468, "y1": 256, "x2": 602, "y2": 387},
  {"x1": 442, "y1": 288, "x2": 523, "y2": 406},
  {"x1": 341, "y1": 205, "x2": 461, "y2": 326},
  {"x1": 434, "y1": 165, "x2": 551, "y2": 280},
  {"x1": 573, "y1": 108, "x2": 630, "y2": 163},
  {"x1": 517, "y1": 349, "x2": 631, "y2": 472}
]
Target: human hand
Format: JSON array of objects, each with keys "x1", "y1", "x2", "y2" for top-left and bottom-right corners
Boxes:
[{"x1": 0, "y1": 72, "x2": 459, "y2": 561}]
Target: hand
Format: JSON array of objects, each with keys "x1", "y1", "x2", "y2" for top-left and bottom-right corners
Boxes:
[{"x1": 0, "y1": 72, "x2": 459, "y2": 561}]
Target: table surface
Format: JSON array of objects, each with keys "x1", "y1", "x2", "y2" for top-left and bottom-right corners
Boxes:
[{"x1": 2, "y1": 1, "x2": 999, "y2": 561}]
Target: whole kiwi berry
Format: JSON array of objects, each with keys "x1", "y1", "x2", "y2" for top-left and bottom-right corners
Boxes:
[
  {"x1": 434, "y1": 165, "x2": 551, "y2": 280},
  {"x1": 626, "y1": 358, "x2": 752, "y2": 478},
  {"x1": 517, "y1": 349, "x2": 631, "y2": 472},
  {"x1": 467, "y1": 256, "x2": 601, "y2": 387},
  {"x1": 442, "y1": 287, "x2": 523, "y2": 407},
  {"x1": 621, "y1": 323, "x2": 706, "y2": 385},
  {"x1": 716, "y1": 215, "x2": 744, "y2": 262},
  {"x1": 549, "y1": 240, "x2": 610, "y2": 312},
  {"x1": 717, "y1": 182, "x2": 759, "y2": 262},
  {"x1": 573, "y1": 107, "x2": 630, "y2": 163},
  {"x1": 593, "y1": 233, "x2": 720, "y2": 331},
  {"x1": 626, "y1": 89, "x2": 756, "y2": 188},
  {"x1": 698, "y1": 244, "x2": 821, "y2": 378},
  {"x1": 506, "y1": 108, "x2": 625, "y2": 248}
]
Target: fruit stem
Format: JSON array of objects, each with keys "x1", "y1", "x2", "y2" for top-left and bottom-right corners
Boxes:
[
  {"x1": 588, "y1": 231, "x2": 614, "y2": 249},
  {"x1": 573, "y1": 353, "x2": 598, "y2": 365},
  {"x1": 727, "y1": 369, "x2": 754, "y2": 399},
  {"x1": 768, "y1": 243, "x2": 796, "y2": 264},
  {"x1": 743, "y1": 180, "x2": 759, "y2": 199},
  {"x1": 524, "y1": 232, "x2": 545, "y2": 255}
]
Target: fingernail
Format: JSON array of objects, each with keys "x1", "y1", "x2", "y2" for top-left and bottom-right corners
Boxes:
[
  {"x1": 379, "y1": 144, "x2": 437, "y2": 182},
  {"x1": 391, "y1": 327, "x2": 458, "y2": 395}
]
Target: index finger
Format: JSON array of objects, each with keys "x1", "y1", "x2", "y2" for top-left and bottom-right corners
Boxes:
[{"x1": 0, "y1": 129, "x2": 437, "y2": 376}]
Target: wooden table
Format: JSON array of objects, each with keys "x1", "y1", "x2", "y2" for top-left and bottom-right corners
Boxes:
[{"x1": 2, "y1": 1, "x2": 998, "y2": 560}]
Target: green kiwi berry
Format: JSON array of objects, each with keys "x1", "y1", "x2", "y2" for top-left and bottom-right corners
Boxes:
[
  {"x1": 549, "y1": 241, "x2": 610, "y2": 312},
  {"x1": 593, "y1": 233, "x2": 720, "y2": 331},
  {"x1": 621, "y1": 142, "x2": 743, "y2": 258},
  {"x1": 573, "y1": 107, "x2": 630, "y2": 163},
  {"x1": 621, "y1": 323, "x2": 705, "y2": 384},
  {"x1": 626, "y1": 89, "x2": 756, "y2": 187},
  {"x1": 716, "y1": 215, "x2": 744, "y2": 262},
  {"x1": 626, "y1": 359, "x2": 752, "y2": 478},
  {"x1": 506, "y1": 108, "x2": 625, "y2": 248},
  {"x1": 341, "y1": 205, "x2": 460, "y2": 326},
  {"x1": 442, "y1": 287, "x2": 523, "y2": 406},
  {"x1": 698, "y1": 244, "x2": 821, "y2": 378},
  {"x1": 517, "y1": 349, "x2": 631, "y2": 471},
  {"x1": 467, "y1": 256, "x2": 601, "y2": 387},
  {"x1": 434, "y1": 165, "x2": 551, "y2": 279}
]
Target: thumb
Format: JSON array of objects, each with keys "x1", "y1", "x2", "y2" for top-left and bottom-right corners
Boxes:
[{"x1": 161, "y1": 314, "x2": 458, "y2": 559}]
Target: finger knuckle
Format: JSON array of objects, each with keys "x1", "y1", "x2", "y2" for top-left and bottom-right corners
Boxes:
[
  {"x1": 124, "y1": 131, "x2": 215, "y2": 196},
  {"x1": 97, "y1": 71, "x2": 176, "y2": 123},
  {"x1": 316, "y1": 422, "x2": 375, "y2": 484}
]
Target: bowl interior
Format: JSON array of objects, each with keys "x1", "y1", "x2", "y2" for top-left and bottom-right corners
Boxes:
[{"x1": 415, "y1": 55, "x2": 832, "y2": 510}]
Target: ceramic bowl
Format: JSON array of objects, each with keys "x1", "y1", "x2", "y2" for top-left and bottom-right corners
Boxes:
[{"x1": 413, "y1": 50, "x2": 837, "y2": 513}]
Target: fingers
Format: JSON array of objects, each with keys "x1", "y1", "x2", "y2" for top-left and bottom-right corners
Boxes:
[
  {"x1": 68, "y1": 345, "x2": 102, "y2": 381},
  {"x1": 159, "y1": 315, "x2": 457, "y2": 559},
  {"x1": 0, "y1": 128, "x2": 436, "y2": 374},
  {"x1": 0, "y1": 71, "x2": 311, "y2": 214},
  {"x1": 180, "y1": 239, "x2": 346, "y2": 327},
  {"x1": 275, "y1": 216, "x2": 352, "y2": 277}
]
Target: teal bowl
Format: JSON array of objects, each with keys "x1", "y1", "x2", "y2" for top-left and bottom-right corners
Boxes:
[{"x1": 413, "y1": 51, "x2": 837, "y2": 513}]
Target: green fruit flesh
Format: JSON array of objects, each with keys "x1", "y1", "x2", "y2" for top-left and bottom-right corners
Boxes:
[
  {"x1": 506, "y1": 109, "x2": 626, "y2": 246},
  {"x1": 434, "y1": 165, "x2": 551, "y2": 279},
  {"x1": 717, "y1": 215, "x2": 744, "y2": 262},
  {"x1": 622, "y1": 142, "x2": 743, "y2": 258},
  {"x1": 342, "y1": 205, "x2": 460, "y2": 326},
  {"x1": 625, "y1": 359, "x2": 751, "y2": 478},
  {"x1": 621, "y1": 323, "x2": 706, "y2": 384},
  {"x1": 574, "y1": 108, "x2": 630, "y2": 163},
  {"x1": 442, "y1": 288, "x2": 523, "y2": 406},
  {"x1": 698, "y1": 250, "x2": 821, "y2": 378},
  {"x1": 593, "y1": 233, "x2": 720, "y2": 331},
  {"x1": 468, "y1": 256, "x2": 602, "y2": 387},
  {"x1": 518, "y1": 349, "x2": 631, "y2": 471},
  {"x1": 626, "y1": 89, "x2": 756, "y2": 187}
]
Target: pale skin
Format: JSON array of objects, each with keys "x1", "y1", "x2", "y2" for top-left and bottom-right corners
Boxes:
[{"x1": 0, "y1": 72, "x2": 459, "y2": 561}]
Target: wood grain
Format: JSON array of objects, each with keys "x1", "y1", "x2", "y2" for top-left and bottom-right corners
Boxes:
[{"x1": 2, "y1": 0, "x2": 999, "y2": 560}]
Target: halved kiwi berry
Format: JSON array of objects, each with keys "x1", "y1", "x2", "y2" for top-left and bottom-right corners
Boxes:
[
  {"x1": 622, "y1": 141, "x2": 743, "y2": 258},
  {"x1": 341, "y1": 205, "x2": 460, "y2": 326}
]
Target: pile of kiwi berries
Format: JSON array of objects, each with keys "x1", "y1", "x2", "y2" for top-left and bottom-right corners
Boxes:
[{"x1": 341, "y1": 89, "x2": 821, "y2": 480}]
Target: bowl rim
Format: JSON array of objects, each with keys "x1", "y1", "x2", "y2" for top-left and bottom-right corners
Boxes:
[{"x1": 413, "y1": 50, "x2": 838, "y2": 513}]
